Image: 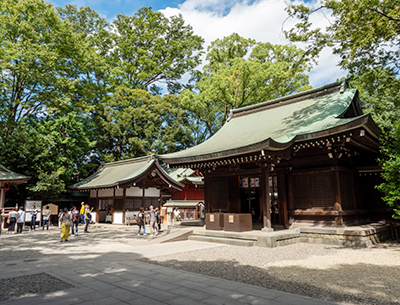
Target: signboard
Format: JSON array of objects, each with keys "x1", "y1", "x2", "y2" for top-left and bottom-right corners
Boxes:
[
  {"x1": 209, "y1": 214, "x2": 215, "y2": 222},
  {"x1": 167, "y1": 207, "x2": 173, "y2": 213},
  {"x1": 255, "y1": 178, "x2": 260, "y2": 187},
  {"x1": 228, "y1": 215, "x2": 234, "y2": 223},
  {"x1": 24, "y1": 200, "x2": 42, "y2": 222},
  {"x1": 242, "y1": 178, "x2": 248, "y2": 188}
]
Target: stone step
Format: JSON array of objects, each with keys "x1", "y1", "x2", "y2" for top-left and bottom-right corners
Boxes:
[{"x1": 188, "y1": 234, "x2": 257, "y2": 247}]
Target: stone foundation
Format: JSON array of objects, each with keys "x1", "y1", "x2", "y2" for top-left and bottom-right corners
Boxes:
[{"x1": 296, "y1": 223, "x2": 396, "y2": 247}]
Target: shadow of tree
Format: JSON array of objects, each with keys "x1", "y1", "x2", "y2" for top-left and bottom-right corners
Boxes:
[{"x1": 141, "y1": 258, "x2": 400, "y2": 305}]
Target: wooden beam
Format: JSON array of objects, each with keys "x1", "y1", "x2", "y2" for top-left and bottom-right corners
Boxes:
[
  {"x1": 277, "y1": 169, "x2": 288, "y2": 227},
  {"x1": 260, "y1": 165, "x2": 272, "y2": 231}
]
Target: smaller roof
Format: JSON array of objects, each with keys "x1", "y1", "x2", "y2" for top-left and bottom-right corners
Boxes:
[
  {"x1": 164, "y1": 200, "x2": 204, "y2": 208},
  {"x1": 166, "y1": 168, "x2": 204, "y2": 185},
  {"x1": 68, "y1": 155, "x2": 183, "y2": 191},
  {"x1": 0, "y1": 165, "x2": 30, "y2": 184}
]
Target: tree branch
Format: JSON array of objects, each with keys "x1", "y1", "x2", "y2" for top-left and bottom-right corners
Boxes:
[{"x1": 375, "y1": 9, "x2": 400, "y2": 22}]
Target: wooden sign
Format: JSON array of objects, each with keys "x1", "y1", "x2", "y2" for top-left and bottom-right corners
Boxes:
[
  {"x1": 229, "y1": 215, "x2": 234, "y2": 223},
  {"x1": 209, "y1": 214, "x2": 214, "y2": 222}
]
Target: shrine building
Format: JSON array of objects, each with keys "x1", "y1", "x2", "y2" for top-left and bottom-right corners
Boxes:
[
  {"x1": 0, "y1": 164, "x2": 30, "y2": 209},
  {"x1": 68, "y1": 155, "x2": 183, "y2": 224},
  {"x1": 159, "y1": 80, "x2": 388, "y2": 230}
]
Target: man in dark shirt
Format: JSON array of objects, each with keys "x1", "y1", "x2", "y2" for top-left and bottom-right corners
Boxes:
[
  {"x1": 42, "y1": 205, "x2": 51, "y2": 230},
  {"x1": 30, "y1": 205, "x2": 37, "y2": 231}
]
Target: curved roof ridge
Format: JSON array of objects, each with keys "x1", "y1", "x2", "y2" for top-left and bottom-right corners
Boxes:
[
  {"x1": 103, "y1": 154, "x2": 155, "y2": 168},
  {"x1": 229, "y1": 79, "x2": 349, "y2": 119}
]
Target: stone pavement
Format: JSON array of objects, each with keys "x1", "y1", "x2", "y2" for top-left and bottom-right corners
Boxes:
[{"x1": 0, "y1": 232, "x2": 338, "y2": 305}]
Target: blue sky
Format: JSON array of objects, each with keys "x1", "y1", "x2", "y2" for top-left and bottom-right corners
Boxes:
[
  {"x1": 48, "y1": 0, "x2": 346, "y2": 88},
  {"x1": 50, "y1": 0, "x2": 185, "y2": 20}
]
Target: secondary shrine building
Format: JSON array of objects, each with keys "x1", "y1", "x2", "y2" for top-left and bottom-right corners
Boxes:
[
  {"x1": 68, "y1": 155, "x2": 183, "y2": 224},
  {"x1": 160, "y1": 80, "x2": 388, "y2": 230}
]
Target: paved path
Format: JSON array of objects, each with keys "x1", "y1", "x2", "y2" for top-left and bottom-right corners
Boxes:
[{"x1": 0, "y1": 229, "x2": 337, "y2": 305}]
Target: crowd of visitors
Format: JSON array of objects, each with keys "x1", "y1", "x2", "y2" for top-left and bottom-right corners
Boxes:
[
  {"x1": 0, "y1": 202, "x2": 95, "y2": 242},
  {"x1": 0, "y1": 202, "x2": 163, "y2": 239}
]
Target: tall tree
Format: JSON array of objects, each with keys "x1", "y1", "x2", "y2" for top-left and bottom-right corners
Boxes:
[
  {"x1": 0, "y1": 0, "x2": 99, "y2": 132},
  {"x1": 98, "y1": 87, "x2": 194, "y2": 162},
  {"x1": 179, "y1": 34, "x2": 312, "y2": 140},
  {"x1": 284, "y1": 0, "x2": 400, "y2": 74},
  {"x1": 110, "y1": 7, "x2": 204, "y2": 92},
  {"x1": 0, "y1": 0, "x2": 100, "y2": 200}
]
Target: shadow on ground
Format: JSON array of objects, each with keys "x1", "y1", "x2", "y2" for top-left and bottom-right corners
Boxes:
[{"x1": 141, "y1": 257, "x2": 400, "y2": 305}]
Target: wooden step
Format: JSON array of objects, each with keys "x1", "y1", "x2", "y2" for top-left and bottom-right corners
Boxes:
[{"x1": 188, "y1": 235, "x2": 257, "y2": 247}]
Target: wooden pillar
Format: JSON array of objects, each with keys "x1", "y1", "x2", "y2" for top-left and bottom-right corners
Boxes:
[
  {"x1": 204, "y1": 172, "x2": 211, "y2": 213},
  {"x1": 260, "y1": 165, "x2": 272, "y2": 231},
  {"x1": 142, "y1": 188, "x2": 145, "y2": 208},
  {"x1": 0, "y1": 183, "x2": 5, "y2": 209},
  {"x1": 332, "y1": 170, "x2": 343, "y2": 226},
  {"x1": 122, "y1": 188, "x2": 126, "y2": 224},
  {"x1": 95, "y1": 190, "x2": 99, "y2": 223},
  {"x1": 277, "y1": 169, "x2": 288, "y2": 228}
]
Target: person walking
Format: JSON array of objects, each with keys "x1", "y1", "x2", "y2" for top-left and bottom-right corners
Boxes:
[
  {"x1": 70, "y1": 206, "x2": 79, "y2": 236},
  {"x1": 84, "y1": 204, "x2": 93, "y2": 233},
  {"x1": 60, "y1": 207, "x2": 72, "y2": 242},
  {"x1": 155, "y1": 207, "x2": 161, "y2": 232},
  {"x1": 148, "y1": 205, "x2": 158, "y2": 236},
  {"x1": 30, "y1": 205, "x2": 37, "y2": 231},
  {"x1": 79, "y1": 202, "x2": 85, "y2": 224},
  {"x1": 7, "y1": 208, "x2": 17, "y2": 234},
  {"x1": 42, "y1": 205, "x2": 51, "y2": 230},
  {"x1": 137, "y1": 207, "x2": 146, "y2": 236},
  {"x1": 16, "y1": 207, "x2": 25, "y2": 234}
]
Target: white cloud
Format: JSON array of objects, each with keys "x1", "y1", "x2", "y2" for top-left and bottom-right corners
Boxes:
[{"x1": 160, "y1": 0, "x2": 347, "y2": 88}]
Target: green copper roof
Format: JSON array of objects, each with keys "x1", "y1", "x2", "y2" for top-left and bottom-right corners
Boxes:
[
  {"x1": 68, "y1": 155, "x2": 183, "y2": 191},
  {"x1": 166, "y1": 168, "x2": 195, "y2": 182},
  {"x1": 0, "y1": 165, "x2": 30, "y2": 183},
  {"x1": 164, "y1": 200, "x2": 204, "y2": 208},
  {"x1": 166, "y1": 168, "x2": 204, "y2": 185},
  {"x1": 160, "y1": 80, "x2": 380, "y2": 164}
]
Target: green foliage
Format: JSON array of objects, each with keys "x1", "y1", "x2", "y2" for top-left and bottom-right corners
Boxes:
[
  {"x1": 0, "y1": 0, "x2": 100, "y2": 200},
  {"x1": 110, "y1": 7, "x2": 204, "y2": 91},
  {"x1": 378, "y1": 129, "x2": 400, "y2": 220},
  {"x1": 179, "y1": 34, "x2": 312, "y2": 140},
  {"x1": 0, "y1": 113, "x2": 96, "y2": 200},
  {"x1": 97, "y1": 88, "x2": 194, "y2": 162},
  {"x1": 285, "y1": 0, "x2": 400, "y2": 73}
]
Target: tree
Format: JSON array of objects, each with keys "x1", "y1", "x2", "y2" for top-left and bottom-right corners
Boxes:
[
  {"x1": 0, "y1": 0, "x2": 99, "y2": 135},
  {"x1": 284, "y1": 0, "x2": 400, "y2": 74},
  {"x1": 1, "y1": 113, "x2": 96, "y2": 200},
  {"x1": 0, "y1": 0, "x2": 102, "y2": 200},
  {"x1": 97, "y1": 87, "x2": 194, "y2": 162},
  {"x1": 179, "y1": 34, "x2": 312, "y2": 140},
  {"x1": 285, "y1": 0, "x2": 400, "y2": 218},
  {"x1": 110, "y1": 7, "x2": 204, "y2": 92}
]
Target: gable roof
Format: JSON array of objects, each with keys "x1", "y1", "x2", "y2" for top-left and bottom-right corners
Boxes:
[
  {"x1": 159, "y1": 80, "x2": 381, "y2": 165},
  {"x1": 0, "y1": 165, "x2": 30, "y2": 184},
  {"x1": 68, "y1": 155, "x2": 183, "y2": 191},
  {"x1": 166, "y1": 168, "x2": 204, "y2": 185}
]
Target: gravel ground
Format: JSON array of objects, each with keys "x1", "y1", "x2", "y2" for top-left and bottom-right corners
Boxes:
[
  {"x1": 142, "y1": 242, "x2": 400, "y2": 305},
  {"x1": 2, "y1": 226, "x2": 400, "y2": 305},
  {"x1": 0, "y1": 273, "x2": 74, "y2": 301}
]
